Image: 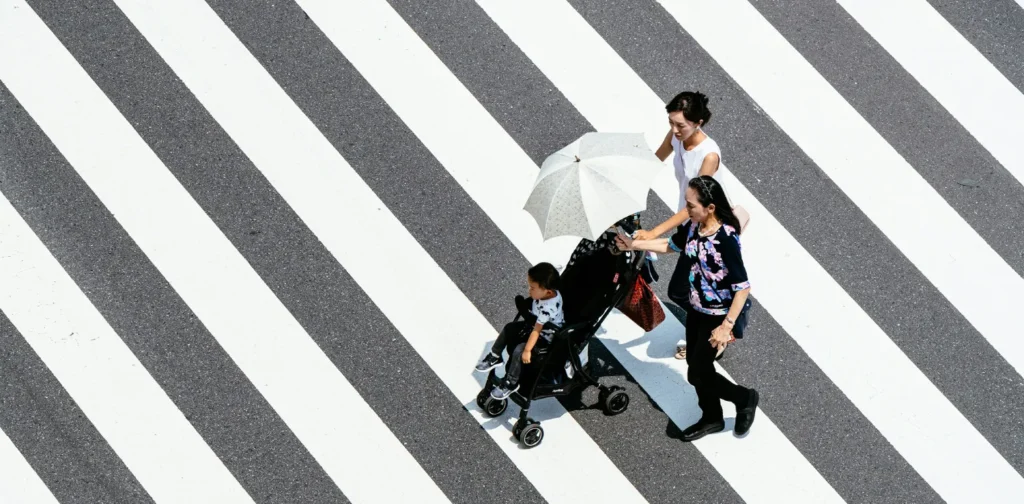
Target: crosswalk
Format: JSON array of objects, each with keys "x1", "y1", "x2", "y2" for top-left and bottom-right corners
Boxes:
[{"x1": 0, "y1": 0, "x2": 1022, "y2": 503}]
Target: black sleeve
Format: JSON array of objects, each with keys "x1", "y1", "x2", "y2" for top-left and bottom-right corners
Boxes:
[
  {"x1": 668, "y1": 221, "x2": 693, "y2": 253},
  {"x1": 718, "y1": 232, "x2": 750, "y2": 292}
]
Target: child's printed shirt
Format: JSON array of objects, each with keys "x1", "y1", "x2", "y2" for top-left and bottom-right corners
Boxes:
[{"x1": 531, "y1": 292, "x2": 565, "y2": 342}]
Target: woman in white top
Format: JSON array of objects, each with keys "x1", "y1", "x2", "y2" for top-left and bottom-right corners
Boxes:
[
  {"x1": 635, "y1": 91, "x2": 722, "y2": 241},
  {"x1": 635, "y1": 92, "x2": 746, "y2": 360}
]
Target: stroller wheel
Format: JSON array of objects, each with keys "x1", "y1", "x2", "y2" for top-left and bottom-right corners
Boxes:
[
  {"x1": 476, "y1": 388, "x2": 490, "y2": 410},
  {"x1": 483, "y1": 397, "x2": 508, "y2": 418},
  {"x1": 512, "y1": 419, "x2": 525, "y2": 439},
  {"x1": 601, "y1": 386, "x2": 630, "y2": 415},
  {"x1": 519, "y1": 423, "x2": 544, "y2": 448}
]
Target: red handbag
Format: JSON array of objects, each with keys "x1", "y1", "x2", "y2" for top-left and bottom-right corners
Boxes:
[{"x1": 618, "y1": 275, "x2": 666, "y2": 332}]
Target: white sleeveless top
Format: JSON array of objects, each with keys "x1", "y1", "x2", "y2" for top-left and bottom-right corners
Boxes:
[{"x1": 670, "y1": 133, "x2": 723, "y2": 212}]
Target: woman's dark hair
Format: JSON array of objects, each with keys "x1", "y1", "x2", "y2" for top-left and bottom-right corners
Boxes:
[
  {"x1": 528, "y1": 262, "x2": 560, "y2": 291},
  {"x1": 688, "y1": 175, "x2": 740, "y2": 232},
  {"x1": 665, "y1": 91, "x2": 712, "y2": 127}
]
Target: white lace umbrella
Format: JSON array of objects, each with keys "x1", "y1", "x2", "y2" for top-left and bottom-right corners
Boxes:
[{"x1": 524, "y1": 132, "x2": 664, "y2": 241}]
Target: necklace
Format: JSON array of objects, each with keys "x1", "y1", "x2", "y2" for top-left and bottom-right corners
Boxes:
[{"x1": 698, "y1": 220, "x2": 721, "y2": 237}]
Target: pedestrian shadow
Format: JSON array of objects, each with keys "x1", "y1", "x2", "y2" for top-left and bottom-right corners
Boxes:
[
  {"x1": 469, "y1": 300, "x2": 742, "y2": 444},
  {"x1": 569, "y1": 301, "x2": 744, "y2": 442}
]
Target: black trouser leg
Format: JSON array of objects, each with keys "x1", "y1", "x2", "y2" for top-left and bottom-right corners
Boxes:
[
  {"x1": 491, "y1": 321, "x2": 527, "y2": 356},
  {"x1": 503, "y1": 338, "x2": 550, "y2": 388},
  {"x1": 504, "y1": 342, "x2": 527, "y2": 387},
  {"x1": 685, "y1": 309, "x2": 747, "y2": 422}
]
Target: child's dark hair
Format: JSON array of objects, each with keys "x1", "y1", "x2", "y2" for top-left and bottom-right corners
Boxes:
[
  {"x1": 528, "y1": 262, "x2": 560, "y2": 291},
  {"x1": 665, "y1": 91, "x2": 712, "y2": 127}
]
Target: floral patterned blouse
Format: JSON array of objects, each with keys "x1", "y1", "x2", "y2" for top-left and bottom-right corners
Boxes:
[{"x1": 667, "y1": 220, "x2": 750, "y2": 315}]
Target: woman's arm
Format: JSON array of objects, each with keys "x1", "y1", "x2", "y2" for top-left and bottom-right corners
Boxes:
[
  {"x1": 655, "y1": 130, "x2": 673, "y2": 161},
  {"x1": 639, "y1": 208, "x2": 689, "y2": 240},
  {"x1": 723, "y1": 288, "x2": 749, "y2": 326},
  {"x1": 709, "y1": 233, "x2": 751, "y2": 348},
  {"x1": 637, "y1": 149, "x2": 717, "y2": 240},
  {"x1": 655, "y1": 152, "x2": 717, "y2": 235},
  {"x1": 639, "y1": 131, "x2": 678, "y2": 240},
  {"x1": 615, "y1": 234, "x2": 676, "y2": 254},
  {"x1": 697, "y1": 151, "x2": 720, "y2": 177},
  {"x1": 711, "y1": 288, "x2": 749, "y2": 348}
]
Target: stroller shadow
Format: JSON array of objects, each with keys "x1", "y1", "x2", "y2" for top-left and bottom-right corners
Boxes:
[
  {"x1": 469, "y1": 299, "x2": 743, "y2": 446},
  {"x1": 468, "y1": 340, "x2": 605, "y2": 448},
  {"x1": 619, "y1": 301, "x2": 687, "y2": 357}
]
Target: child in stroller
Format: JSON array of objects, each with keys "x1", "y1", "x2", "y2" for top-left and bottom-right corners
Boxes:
[
  {"x1": 472, "y1": 218, "x2": 644, "y2": 448},
  {"x1": 475, "y1": 262, "x2": 564, "y2": 400}
]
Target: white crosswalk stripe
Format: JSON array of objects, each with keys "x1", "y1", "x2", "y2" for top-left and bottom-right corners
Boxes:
[
  {"x1": 1, "y1": 0, "x2": 1023, "y2": 503},
  {"x1": 836, "y1": 0, "x2": 1024, "y2": 189},
  {"x1": 0, "y1": 427, "x2": 60, "y2": 504},
  {"x1": 0, "y1": 187, "x2": 254, "y2": 503},
  {"x1": 1, "y1": 1, "x2": 447, "y2": 502},
  {"x1": 315, "y1": 0, "x2": 841, "y2": 501},
  {"x1": 475, "y1": 1, "x2": 1024, "y2": 501}
]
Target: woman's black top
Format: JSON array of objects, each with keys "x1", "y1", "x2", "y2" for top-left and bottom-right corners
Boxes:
[{"x1": 667, "y1": 220, "x2": 750, "y2": 316}]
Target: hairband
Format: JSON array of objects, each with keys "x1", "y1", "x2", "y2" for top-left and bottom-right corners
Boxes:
[{"x1": 694, "y1": 176, "x2": 713, "y2": 200}]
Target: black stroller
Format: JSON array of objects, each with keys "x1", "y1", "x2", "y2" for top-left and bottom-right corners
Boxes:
[{"x1": 475, "y1": 217, "x2": 653, "y2": 448}]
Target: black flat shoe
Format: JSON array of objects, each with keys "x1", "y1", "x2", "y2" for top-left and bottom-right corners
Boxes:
[
  {"x1": 734, "y1": 389, "x2": 759, "y2": 436},
  {"x1": 681, "y1": 419, "x2": 725, "y2": 442}
]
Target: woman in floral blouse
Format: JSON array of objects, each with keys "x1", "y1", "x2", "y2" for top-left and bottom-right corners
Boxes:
[{"x1": 616, "y1": 175, "x2": 759, "y2": 441}]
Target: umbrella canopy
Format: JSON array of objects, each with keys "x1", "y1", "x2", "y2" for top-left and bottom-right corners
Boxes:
[{"x1": 524, "y1": 132, "x2": 664, "y2": 241}]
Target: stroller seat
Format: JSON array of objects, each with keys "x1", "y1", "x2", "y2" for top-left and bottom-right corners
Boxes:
[{"x1": 476, "y1": 237, "x2": 645, "y2": 448}]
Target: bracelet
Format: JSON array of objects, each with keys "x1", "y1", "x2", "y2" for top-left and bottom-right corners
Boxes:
[{"x1": 724, "y1": 316, "x2": 735, "y2": 326}]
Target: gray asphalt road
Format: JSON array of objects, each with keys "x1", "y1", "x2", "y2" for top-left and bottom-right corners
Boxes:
[{"x1": 1, "y1": 0, "x2": 1022, "y2": 503}]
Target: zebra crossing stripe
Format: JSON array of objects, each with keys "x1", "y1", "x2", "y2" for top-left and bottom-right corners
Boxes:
[
  {"x1": 0, "y1": 427, "x2": 60, "y2": 504},
  {"x1": 0, "y1": 193, "x2": 252, "y2": 503},
  {"x1": 573, "y1": 0, "x2": 1024, "y2": 499},
  {"x1": 836, "y1": 0, "x2": 1024, "y2": 189},
  {"x1": 1, "y1": 1, "x2": 449, "y2": 501},
  {"x1": 480, "y1": 0, "x2": 1024, "y2": 500},
  {"x1": 97, "y1": 0, "x2": 649, "y2": 502},
  {"x1": 654, "y1": 0, "x2": 1024, "y2": 388},
  {"x1": 308, "y1": 0, "x2": 843, "y2": 501},
  {"x1": 2, "y1": 0, "x2": 1023, "y2": 501}
]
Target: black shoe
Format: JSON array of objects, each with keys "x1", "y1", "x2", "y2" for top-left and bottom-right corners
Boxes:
[
  {"x1": 734, "y1": 389, "x2": 759, "y2": 436},
  {"x1": 681, "y1": 419, "x2": 725, "y2": 442}
]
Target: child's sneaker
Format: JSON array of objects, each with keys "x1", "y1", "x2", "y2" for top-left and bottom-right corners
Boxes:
[
  {"x1": 475, "y1": 352, "x2": 502, "y2": 372},
  {"x1": 490, "y1": 382, "x2": 519, "y2": 400}
]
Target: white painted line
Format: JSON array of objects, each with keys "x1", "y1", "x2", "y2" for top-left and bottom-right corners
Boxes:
[
  {"x1": 0, "y1": 194, "x2": 252, "y2": 503},
  {"x1": 0, "y1": 427, "x2": 59, "y2": 504},
  {"x1": 308, "y1": 0, "x2": 841, "y2": 502},
  {"x1": 0, "y1": 2, "x2": 447, "y2": 502},
  {"x1": 474, "y1": 0, "x2": 1024, "y2": 501},
  {"x1": 107, "y1": 0, "x2": 648, "y2": 502},
  {"x1": 596, "y1": 310, "x2": 837, "y2": 500},
  {"x1": 837, "y1": 0, "x2": 1024, "y2": 189},
  {"x1": 658, "y1": 0, "x2": 1024, "y2": 382}
]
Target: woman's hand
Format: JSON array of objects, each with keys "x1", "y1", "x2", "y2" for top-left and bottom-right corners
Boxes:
[
  {"x1": 633, "y1": 229, "x2": 657, "y2": 241},
  {"x1": 521, "y1": 349, "x2": 532, "y2": 364},
  {"x1": 710, "y1": 324, "x2": 733, "y2": 349}
]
